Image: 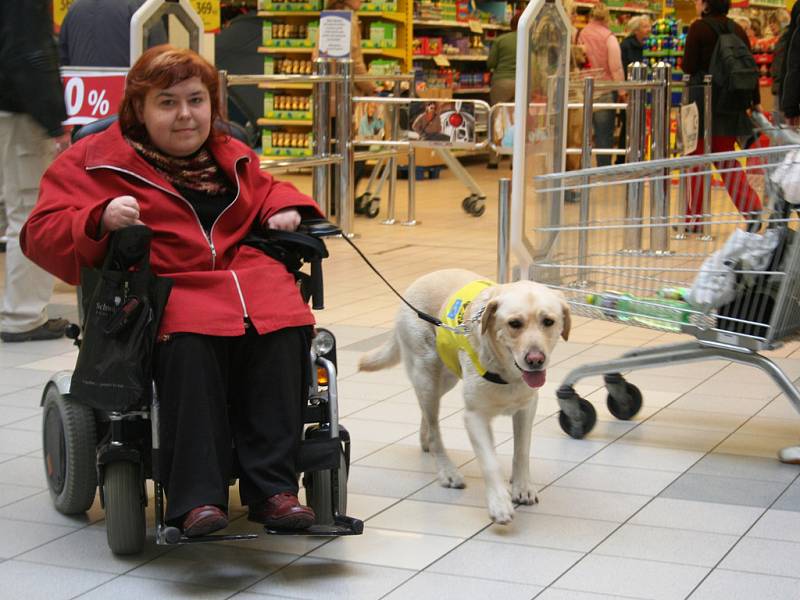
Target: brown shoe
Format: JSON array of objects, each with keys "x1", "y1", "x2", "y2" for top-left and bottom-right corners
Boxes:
[
  {"x1": 1, "y1": 318, "x2": 69, "y2": 343},
  {"x1": 182, "y1": 505, "x2": 228, "y2": 538},
  {"x1": 248, "y1": 492, "x2": 315, "y2": 530}
]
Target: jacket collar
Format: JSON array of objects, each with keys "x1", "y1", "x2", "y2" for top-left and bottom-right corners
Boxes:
[{"x1": 83, "y1": 121, "x2": 250, "y2": 191}]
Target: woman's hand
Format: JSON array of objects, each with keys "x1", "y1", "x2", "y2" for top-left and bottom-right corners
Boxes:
[
  {"x1": 100, "y1": 195, "x2": 144, "y2": 234},
  {"x1": 267, "y1": 208, "x2": 301, "y2": 231}
]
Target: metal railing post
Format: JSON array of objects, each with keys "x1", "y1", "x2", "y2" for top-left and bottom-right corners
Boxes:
[
  {"x1": 497, "y1": 178, "x2": 511, "y2": 283},
  {"x1": 313, "y1": 59, "x2": 332, "y2": 215},
  {"x1": 336, "y1": 60, "x2": 354, "y2": 236},
  {"x1": 578, "y1": 76, "x2": 594, "y2": 284},
  {"x1": 701, "y1": 74, "x2": 713, "y2": 239},
  {"x1": 381, "y1": 80, "x2": 401, "y2": 226},
  {"x1": 675, "y1": 73, "x2": 690, "y2": 239},
  {"x1": 649, "y1": 62, "x2": 669, "y2": 252},
  {"x1": 624, "y1": 62, "x2": 646, "y2": 250},
  {"x1": 402, "y1": 146, "x2": 418, "y2": 226}
]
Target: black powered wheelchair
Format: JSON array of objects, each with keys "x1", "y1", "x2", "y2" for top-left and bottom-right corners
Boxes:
[{"x1": 39, "y1": 146, "x2": 361, "y2": 554}]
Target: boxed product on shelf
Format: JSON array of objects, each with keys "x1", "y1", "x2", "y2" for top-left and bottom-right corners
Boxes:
[
  {"x1": 415, "y1": 36, "x2": 443, "y2": 55},
  {"x1": 264, "y1": 57, "x2": 314, "y2": 74},
  {"x1": 262, "y1": 130, "x2": 313, "y2": 157},
  {"x1": 263, "y1": 93, "x2": 313, "y2": 120},
  {"x1": 258, "y1": 0, "x2": 321, "y2": 11},
  {"x1": 368, "y1": 58, "x2": 401, "y2": 75},
  {"x1": 365, "y1": 21, "x2": 397, "y2": 48},
  {"x1": 360, "y1": 0, "x2": 398, "y2": 12},
  {"x1": 262, "y1": 20, "x2": 317, "y2": 47}
]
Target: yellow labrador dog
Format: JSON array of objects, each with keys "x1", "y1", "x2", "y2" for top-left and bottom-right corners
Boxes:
[{"x1": 359, "y1": 269, "x2": 570, "y2": 524}]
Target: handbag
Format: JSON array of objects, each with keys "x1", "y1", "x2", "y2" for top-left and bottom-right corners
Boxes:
[{"x1": 70, "y1": 226, "x2": 172, "y2": 411}]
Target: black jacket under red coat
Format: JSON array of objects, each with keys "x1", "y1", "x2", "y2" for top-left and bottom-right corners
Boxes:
[{"x1": 0, "y1": 0, "x2": 66, "y2": 137}]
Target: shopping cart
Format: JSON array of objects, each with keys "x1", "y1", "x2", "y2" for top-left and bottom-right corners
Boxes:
[{"x1": 531, "y1": 126, "x2": 800, "y2": 439}]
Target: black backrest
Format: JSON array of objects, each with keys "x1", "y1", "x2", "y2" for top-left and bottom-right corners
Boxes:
[{"x1": 71, "y1": 115, "x2": 251, "y2": 146}]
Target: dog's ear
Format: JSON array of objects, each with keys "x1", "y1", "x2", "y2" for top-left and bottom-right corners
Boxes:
[
  {"x1": 561, "y1": 299, "x2": 572, "y2": 341},
  {"x1": 481, "y1": 299, "x2": 499, "y2": 336}
]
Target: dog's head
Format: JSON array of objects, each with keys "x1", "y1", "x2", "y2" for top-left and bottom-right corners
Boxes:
[{"x1": 480, "y1": 281, "x2": 571, "y2": 388}]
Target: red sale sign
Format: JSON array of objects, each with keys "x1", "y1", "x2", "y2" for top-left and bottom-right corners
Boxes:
[{"x1": 61, "y1": 69, "x2": 128, "y2": 126}]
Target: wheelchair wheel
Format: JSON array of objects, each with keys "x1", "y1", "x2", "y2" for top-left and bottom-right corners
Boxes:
[
  {"x1": 42, "y1": 384, "x2": 97, "y2": 514},
  {"x1": 305, "y1": 450, "x2": 347, "y2": 526},
  {"x1": 104, "y1": 461, "x2": 145, "y2": 555}
]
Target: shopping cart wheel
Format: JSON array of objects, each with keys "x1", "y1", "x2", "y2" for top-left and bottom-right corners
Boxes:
[
  {"x1": 355, "y1": 193, "x2": 371, "y2": 215},
  {"x1": 604, "y1": 374, "x2": 642, "y2": 421},
  {"x1": 366, "y1": 198, "x2": 380, "y2": 218},
  {"x1": 557, "y1": 396, "x2": 597, "y2": 439},
  {"x1": 462, "y1": 196, "x2": 474, "y2": 213}
]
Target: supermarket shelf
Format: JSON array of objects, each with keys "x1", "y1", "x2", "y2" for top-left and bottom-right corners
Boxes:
[
  {"x1": 453, "y1": 87, "x2": 490, "y2": 94},
  {"x1": 257, "y1": 10, "x2": 320, "y2": 16},
  {"x1": 362, "y1": 47, "x2": 407, "y2": 59},
  {"x1": 258, "y1": 82, "x2": 313, "y2": 90},
  {"x1": 414, "y1": 19, "x2": 510, "y2": 31},
  {"x1": 258, "y1": 118, "x2": 313, "y2": 127},
  {"x1": 259, "y1": 46, "x2": 314, "y2": 54},
  {"x1": 358, "y1": 11, "x2": 407, "y2": 23},
  {"x1": 413, "y1": 54, "x2": 487, "y2": 61},
  {"x1": 574, "y1": 2, "x2": 657, "y2": 13}
]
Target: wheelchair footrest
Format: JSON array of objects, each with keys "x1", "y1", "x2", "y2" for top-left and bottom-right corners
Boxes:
[{"x1": 264, "y1": 514, "x2": 364, "y2": 536}]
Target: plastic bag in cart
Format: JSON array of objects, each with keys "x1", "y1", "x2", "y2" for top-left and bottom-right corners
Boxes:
[
  {"x1": 688, "y1": 228, "x2": 781, "y2": 309},
  {"x1": 771, "y1": 147, "x2": 800, "y2": 205}
]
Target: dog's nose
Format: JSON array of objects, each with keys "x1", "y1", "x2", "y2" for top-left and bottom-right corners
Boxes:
[{"x1": 525, "y1": 351, "x2": 545, "y2": 368}]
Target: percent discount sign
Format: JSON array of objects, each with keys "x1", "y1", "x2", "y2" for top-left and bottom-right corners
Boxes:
[{"x1": 61, "y1": 70, "x2": 127, "y2": 126}]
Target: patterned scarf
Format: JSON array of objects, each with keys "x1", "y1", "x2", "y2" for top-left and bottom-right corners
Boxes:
[{"x1": 125, "y1": 137, "x2": 233, "y2": 195}]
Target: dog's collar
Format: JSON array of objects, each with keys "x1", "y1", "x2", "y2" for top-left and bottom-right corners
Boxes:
[{"x1": 481, "y1": 370, "x2": 508, "y2": 385}]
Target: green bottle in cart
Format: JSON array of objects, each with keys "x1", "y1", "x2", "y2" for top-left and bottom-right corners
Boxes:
[{"x1": 585, "y1": 291, "x2": 693, "y2": 332}]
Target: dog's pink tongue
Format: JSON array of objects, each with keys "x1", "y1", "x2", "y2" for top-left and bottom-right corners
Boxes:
[{"x1": 522, "y1": 370, "x2": 546, "y2": 388}]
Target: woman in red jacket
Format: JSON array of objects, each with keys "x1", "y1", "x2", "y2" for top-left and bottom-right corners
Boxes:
[{"x1": 21, "y1": 46, "x2": 323, "y2": 537}]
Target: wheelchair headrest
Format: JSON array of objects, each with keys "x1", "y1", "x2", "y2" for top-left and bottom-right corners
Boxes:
[{"x1": 71, "y1": 115, "x2": 250, "y2": 146}]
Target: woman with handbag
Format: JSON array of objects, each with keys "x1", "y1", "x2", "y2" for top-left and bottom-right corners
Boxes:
[{"x1": 21, "y1": 46, "x2": 323, "y2": 537}]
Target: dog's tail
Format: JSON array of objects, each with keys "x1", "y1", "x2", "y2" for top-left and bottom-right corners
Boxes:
[{"x1": 358, "y1": 331, "x2": 401, "y2": 372}]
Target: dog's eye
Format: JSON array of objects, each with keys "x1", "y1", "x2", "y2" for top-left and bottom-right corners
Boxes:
[
  {"x1": 508, "y1": 319, "x2": 523, "y2": 329},
  {"x1": 542, "y1": 318, "x2": 555, "y2": 327}
]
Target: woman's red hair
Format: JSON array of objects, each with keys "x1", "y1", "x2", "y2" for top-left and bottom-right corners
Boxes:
[{"x1": 118, "y1": 45, "x2": 221, "y2": 142}]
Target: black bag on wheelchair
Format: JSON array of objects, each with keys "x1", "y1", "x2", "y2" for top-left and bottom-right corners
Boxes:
[{"x1": 71, "y1": 226, "x2": 172, "y2": 411}]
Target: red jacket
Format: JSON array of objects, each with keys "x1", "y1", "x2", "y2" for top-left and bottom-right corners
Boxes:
[{"x1": 21, "y1": 122, "x2": 323, "y2": 337}]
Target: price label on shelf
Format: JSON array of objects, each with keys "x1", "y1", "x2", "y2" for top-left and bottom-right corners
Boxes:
[
  {"x1": 468, "y1": 21, "x2": 483, "y2": 34},
  {"x1": 433, "y1": 54, "x2": 451, "y2": 67},
  {"x1": 189, "y1": 0, "x2": 221, "y2": 33},
  {"x1": 61, "y1": 70, "x2": 127, "y2": 126}
]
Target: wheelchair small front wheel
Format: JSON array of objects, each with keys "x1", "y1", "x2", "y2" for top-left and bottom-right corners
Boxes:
[
  {"x1": 42, "y1": 384, "x2": 97, "y2": 514},
  {"x1": 104, "y1": 461, "x2": 145, "y2": 555}
]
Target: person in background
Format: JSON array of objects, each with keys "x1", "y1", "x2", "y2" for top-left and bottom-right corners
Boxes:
[
  {"x1": 577, "y1": 3, "x2": 625, "y2": 167},
  {"x1": 23, "y1": 46, "x2": 323, "y2": 536},
  {"x1": 0, "y1": 0, "x2": 71, "y2": 342},
  {"x1": 616, "y1": 15, "x2": 651, "y2": 164},
  {"x1": 769, "y1": 8, "x2": 792, "y2": 117},
  {"x1": 683, "y1": 0, "x2": 762, "y2": 230},
  {"x1": 486, "y1": 11, "x2": 521, "y2": 169},
  {"x1": 779, "y1": 3, "x2": 800, "y2": 124},
  {"x1": 59, "y1": 0, "x2": 167, "y2": 67}
]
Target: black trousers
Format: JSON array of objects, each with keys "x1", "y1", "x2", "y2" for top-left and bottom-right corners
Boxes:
[{"x1": 153, "y1": 326, "x2": 312, "y2": 522}]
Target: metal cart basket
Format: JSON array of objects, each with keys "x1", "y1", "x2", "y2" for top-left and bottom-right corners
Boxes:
[{"x1": 531, "y1": 127, "x2": 800, "y2": 439}]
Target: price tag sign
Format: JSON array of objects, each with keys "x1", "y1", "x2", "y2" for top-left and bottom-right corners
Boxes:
[
  {"x1": 468, "y1": 20, "x2": 483, "y2": 34},
  {"x1": 319, "y1": 11, "x2": 352, "y2": 58},
  {"x1": 61, "y1": 70, "x2": 128, "y2": 126},
  {"x1": 53, "y1": 0, "x2": 77, "y2": 30},
  {"x1": 189, "y1": 0, "x2": 221, "y2": 33},
  {"x1": 433, "y1": 54, "x2": 450, "y2": 67}
]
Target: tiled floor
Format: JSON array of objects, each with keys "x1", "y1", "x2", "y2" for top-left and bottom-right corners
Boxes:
[{"x1": 1, "y1": 160, "x2": 800, "y2": 599}]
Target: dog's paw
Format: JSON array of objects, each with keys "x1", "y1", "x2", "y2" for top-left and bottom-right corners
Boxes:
[
  {"x1": 511, "y1": 483, "x2": 538, "y2": 506},
  {"x1": 487, "y1": 489, "x2": 515, "y2": 525},
  {"x1": 438, "y1": 468, "x2": 466, "y2": 489}
]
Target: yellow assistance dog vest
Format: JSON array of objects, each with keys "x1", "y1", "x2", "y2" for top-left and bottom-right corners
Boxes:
[{"x1": 435, "y1": 279, "x2": 506, "y2": 384}]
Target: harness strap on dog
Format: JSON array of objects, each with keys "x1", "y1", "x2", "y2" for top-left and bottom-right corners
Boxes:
[{"x1": 341, "y1": 236, "x2": 506, "y2": 384}]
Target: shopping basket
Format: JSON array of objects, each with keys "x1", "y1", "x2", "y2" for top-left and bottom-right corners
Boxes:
[{"x1": 531, "y1": 124, "x2": 800, "y2": 438}]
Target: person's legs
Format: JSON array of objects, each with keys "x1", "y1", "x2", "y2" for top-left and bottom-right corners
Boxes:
[
  {"x1": 154, "y1": 334, "x2": 232, "y2": 523},
  {"x1": 230, "y1": 326, "x2": 311, "y2": 505},
  {"x1": 592, "y1": 108, "x2": 615, "y2": 167},
  {"x1": 711, "y1": 135, "x2": 762, "y2": 217},
  {"x1": 0, "y1": 114, "x2": 59, "y2": 337}
]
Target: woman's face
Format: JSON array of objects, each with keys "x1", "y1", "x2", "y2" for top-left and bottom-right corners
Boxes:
[
  {"x1": 136, "y1": 76, "x2": 211, "y2": 157},
  {"x1": 694, "y1": 0, "x2": 706, "y2": 16}
]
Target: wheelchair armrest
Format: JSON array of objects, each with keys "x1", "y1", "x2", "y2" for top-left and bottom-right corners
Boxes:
[{"x1": 297, "y1": 219, "x2": 341, "y2": 238}]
